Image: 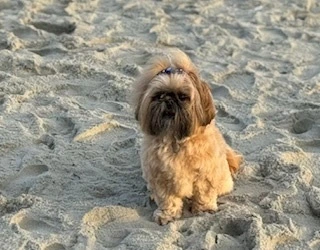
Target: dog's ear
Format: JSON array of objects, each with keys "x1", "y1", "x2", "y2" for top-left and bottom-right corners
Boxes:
[
  {"x1": 134, "y1": 100, "x2": 141, "y2": 121},
  {"x1": 198, "y1": 80, "x2": 216, "y2": 125},
  {"x1": 131, "y1": 70, "x2": 154, "y2": 122},
  {"x1": 130, "y1": 90, "x2": 142, "y2": 121},
  {"x1": 189, "y1": 72, "x2": 216, "y2": 125},
  {"x1": 131, "y1": 56, "x2": 170, "y2": 121}
]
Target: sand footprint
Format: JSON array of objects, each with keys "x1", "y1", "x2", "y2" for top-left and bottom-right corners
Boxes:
[
  {"x1": 218, "y1": 72, "x2": 257, "y2": 103},
  {"x1": 307, "y1": 186, "x2": 320, "y2": 217},
  {"x1": 214, "y1": 213, "x2": 297, "y2": 249},
  {"x1": 293, "y1": 64, "x2": 320, "y2": 81},
  {"x1": 290, "y1": 109, "x2": 318, "y2": 134},
  {"x1": 30, "y1": 46, "x2": 68, "y2": 57},
  {"x1": 107, "y1": 136, "x2": 138, "y2": 166},
  {"x1": 257, "y1": 27, "x2": 288, "y2": 44},
  {"x1": 296, "y1": 139, "x2": 320, "y2": 153},
  {"x1": 37, "y1": 134, "x2": 55, "y2": 150},
  {"x1": 177, "y1": 212, "x2": 262, "y2": 249},
  {"x1": 1, "y1": 164, "x2": 49, "y2": 197},
  {"x1": 216, "y1": 105, "x2": 246, "y2": 132},
  {"x1": 31, "y1": 14, "x2": 76, "y2": 35},
  {"x1": 211, "y1": 215, "x2": 261, "y2": 249},
  {"x1": 290, "y1": 111, "x2": 320, "y2": 153},
  {"x1": 212, "y1": 85, "x2": 232, "y2": 101},
  {"x1": 292, "y1": 117, "x2": 315, "y2": 134},
  {"x1": 77, "y1": 206, "x2": 158, "y2": 249},
  {"x1": 11, "y1": 212, "x2": 60, "y2": 238},
  {"x1": 222, "y1": 72, "x2": 255, "y2": 92},
  {"x1": 47, "y1": 116, "x2": 76, "y2": 137},
  {"x1": 15, "y1": 215, "x2": 58, "y2": 234},
  {"x1": 22, "y1": 0, "x2": 76, "y2": 35}
]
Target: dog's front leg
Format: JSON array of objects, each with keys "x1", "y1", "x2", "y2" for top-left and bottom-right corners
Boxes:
[
  {"x1": 153, "y1": 194, "x2": 183, "y2": 225},
  {"x1": 191, "y1": 180, "x2": 218, "y2": 214}
]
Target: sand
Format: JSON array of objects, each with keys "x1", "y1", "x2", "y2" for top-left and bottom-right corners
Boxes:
[{"x1": 0, "y1": 0, "x2": 320, "y2": 249}]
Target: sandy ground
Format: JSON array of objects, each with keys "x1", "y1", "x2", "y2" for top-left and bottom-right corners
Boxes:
[{"x1": 0, "y1": 0, "x2": 320, "y2": 249}]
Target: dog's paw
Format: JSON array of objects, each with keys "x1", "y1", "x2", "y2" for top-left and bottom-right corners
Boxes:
[
  {"x1": 153, "y1": 209, "x2": 180, "y2": 225},
  {"x1": 191, "y1": 202, "x2": 218, "y2": 215}
]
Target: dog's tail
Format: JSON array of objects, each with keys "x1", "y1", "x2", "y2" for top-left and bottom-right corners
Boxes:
[{"x1": 226, "y1": 146, "x2": 243, "y2": 176}]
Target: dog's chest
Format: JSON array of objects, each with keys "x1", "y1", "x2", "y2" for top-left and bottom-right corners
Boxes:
[{"x1": 155, "y1": 140, "x2": 207, "y2": 173}]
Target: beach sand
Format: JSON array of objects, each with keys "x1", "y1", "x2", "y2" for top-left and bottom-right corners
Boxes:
[{"x1": 0, "y1": 0, "x2": 320, "y2": 249}]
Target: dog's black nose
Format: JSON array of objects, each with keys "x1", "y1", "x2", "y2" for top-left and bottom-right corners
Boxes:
[{"x1": 164, "y1": 97, "x2": 175, "y2": 108}]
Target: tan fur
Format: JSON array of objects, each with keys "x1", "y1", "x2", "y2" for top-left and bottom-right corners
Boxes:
[
  {"x1": 131, "y1": 49, "x2": 242, "y2": 225},
  {"x1": 226, "y1": 146, "x2": 243, "y2": 175}
]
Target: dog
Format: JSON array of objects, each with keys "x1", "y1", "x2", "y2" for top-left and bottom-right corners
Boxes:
[{"x1": 131, "y1": 49, "x2": 242, "y2": 225}]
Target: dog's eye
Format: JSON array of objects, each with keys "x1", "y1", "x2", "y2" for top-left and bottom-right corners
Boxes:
[
  {"x1": 153, "y1": 92, "x2": 166, "y2": 101},
  {"x1": 178, "y1": 93, "x2": 190, "y2": 102},
  {"x1": 159, "y1": 93, "x2": 166, "y2": 99}
]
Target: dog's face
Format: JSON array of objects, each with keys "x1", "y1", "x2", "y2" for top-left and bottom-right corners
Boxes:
[
  {"x1": 139, "y1": 73, "x2": 196, "y2": 139},
  {"x1": 132, "y1": 49, "x2": 216, "y2": 140}
]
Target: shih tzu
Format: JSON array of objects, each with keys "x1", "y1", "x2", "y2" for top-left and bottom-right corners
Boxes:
[{"x1": 131, "y1": 49, "x2": 242, "y2": 225}]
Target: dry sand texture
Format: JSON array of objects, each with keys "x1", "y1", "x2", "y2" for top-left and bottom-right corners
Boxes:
[{"x1": 0, "y1": 0, "x2": 320, "y2": 249}]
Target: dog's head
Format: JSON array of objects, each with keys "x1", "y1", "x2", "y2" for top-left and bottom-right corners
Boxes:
[{"x1": 132, "y1": 49, "x2": 216, "y2": 140}]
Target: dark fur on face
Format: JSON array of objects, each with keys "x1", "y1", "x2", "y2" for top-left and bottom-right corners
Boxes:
[{"x1": 143, "y1": 90, "x2": 195, "y2": 140}]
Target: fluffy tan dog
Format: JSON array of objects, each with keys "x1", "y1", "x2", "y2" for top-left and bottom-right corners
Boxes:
[{"x1": 132, "y1": 49, "x2": 242, "y2": 225}]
